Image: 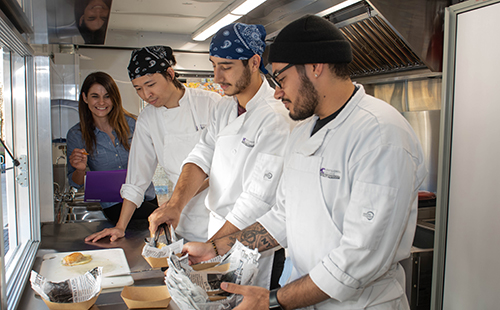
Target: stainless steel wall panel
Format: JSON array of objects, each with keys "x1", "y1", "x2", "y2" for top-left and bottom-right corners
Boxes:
[
  {"x1": 402, "y1": 110, "x2": 440, "y2": 193},
  {"x1": 35, "y1": 56, "x2": 54, "y2": 223}
]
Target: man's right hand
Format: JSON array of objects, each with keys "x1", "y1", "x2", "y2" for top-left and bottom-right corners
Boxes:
[
  {"x1": 148, "y1": 202, "x2": 182, "y2": 237},
  {"x1": 182, "y1": 242, "x2": 217, "y2": 265}
]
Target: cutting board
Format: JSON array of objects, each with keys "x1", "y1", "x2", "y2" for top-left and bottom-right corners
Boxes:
[{"x1": 39, "y1": 248, "x2": 134, "y2": 289}]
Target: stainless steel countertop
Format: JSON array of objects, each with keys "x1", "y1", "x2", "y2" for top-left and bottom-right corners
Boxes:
[{"x1": 18, "y1": 220, "x2": 179, "y2": 310}]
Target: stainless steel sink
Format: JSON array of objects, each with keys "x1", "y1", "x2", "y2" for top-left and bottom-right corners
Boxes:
[
  {"x1": 65, "y1": 210, "x2": 107, "y2": 222},
  {"x1": 62, "y1": 203, "x2": 107, "y2": 223}
]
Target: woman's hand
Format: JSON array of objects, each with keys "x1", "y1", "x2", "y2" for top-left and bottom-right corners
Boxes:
[{"x1": 69, "y1": 148, "x2": 88, "y2": 171}]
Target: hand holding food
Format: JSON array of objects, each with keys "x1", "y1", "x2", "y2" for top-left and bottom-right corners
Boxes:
[
  {"x1": 182, "y1": 242, "x2": 216, "y2": 265},
  {"x1": 69, "y1": 148, "x2": 88, "y2": 171},
  {"x1": 148, "y1": 202, "x2": 182, "y2": 238}
]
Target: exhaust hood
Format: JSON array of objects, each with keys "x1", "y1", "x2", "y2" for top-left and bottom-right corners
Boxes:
[{"x1": 258, "y1": 0, "x2": 450, "y2": 78}]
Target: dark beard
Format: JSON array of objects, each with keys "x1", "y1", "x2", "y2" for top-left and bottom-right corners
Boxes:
[
  {"x1": 225, "y1": 65, "x2": 252, "y2": 96},
  {"x1": 289, "y1": 73, "x2": 319, "y2": 121}
]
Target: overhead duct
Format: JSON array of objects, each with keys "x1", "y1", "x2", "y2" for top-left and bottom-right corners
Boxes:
[
  {"x1": 258, "y1": 0, "x2": 449, "y2": 78},
  {"x1": 326, "y1": 0, "x2": 449, "y2": 77}
]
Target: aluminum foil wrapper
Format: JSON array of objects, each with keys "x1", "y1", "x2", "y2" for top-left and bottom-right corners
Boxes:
[{"x1": 30, "y1": 266, "x2": 102, "y2": 303}]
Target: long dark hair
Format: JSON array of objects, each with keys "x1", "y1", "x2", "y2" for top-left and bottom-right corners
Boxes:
[{"x1": 78, "y1": 71, "x2": 136, "y2": 154}]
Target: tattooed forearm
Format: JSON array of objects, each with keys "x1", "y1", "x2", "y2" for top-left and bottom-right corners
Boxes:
[{"x1": 221, "y1": 222, "x2": 279, "y2": 252}]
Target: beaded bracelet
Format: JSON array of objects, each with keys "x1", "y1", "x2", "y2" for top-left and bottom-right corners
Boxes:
[{"x1": 211, "y1": 240, "x2": 219, "y2": 256}]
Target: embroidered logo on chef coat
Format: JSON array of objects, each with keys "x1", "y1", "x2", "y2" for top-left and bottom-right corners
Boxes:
[
  {"x1": 196, "y1": 124, "x2": 207, "y2": 131},
  {"x1": 362, "y1": 210, "x2": 375, "y2": 222},
  {"x1": 241, "y1": 138, "x2": 255, "y2": 147},
  {"x1": 320, "y1": 168, "x2": 341, "y2": 179}
]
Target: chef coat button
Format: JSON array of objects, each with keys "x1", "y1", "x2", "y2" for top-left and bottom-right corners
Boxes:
[
  {"x1": 232, "y1": 149, "x2": 237, "y2": 154},
  {"x1": 115, "y1": 154, "x2": 118, "y2": 157},
  {"x1": 264, "y1": 172, "x2": 273, "y2": 179},
  {"x1": 119, "y1": 166, "x2": 122, "y2": 168}
]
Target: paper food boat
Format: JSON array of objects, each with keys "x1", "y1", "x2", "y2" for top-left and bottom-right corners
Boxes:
[{"x1": 121, "y1": 286, "x2": 171, "y2": 309}]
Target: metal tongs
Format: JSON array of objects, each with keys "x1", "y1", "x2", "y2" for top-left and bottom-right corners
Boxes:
[{"x1": 148, "y1": 223, "x2": 173, "y2": 248}]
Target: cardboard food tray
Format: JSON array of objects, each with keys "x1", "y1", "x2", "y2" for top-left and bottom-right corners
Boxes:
[
  {"x1": 121, "y1": 286, "x2": 171, "y2": 309},
  {"x1": 42, "y1": 293, "x2": 100, "y2": 310},
  {"x1": 143, "y1": 253, "x2": 182, "y2": 268}
]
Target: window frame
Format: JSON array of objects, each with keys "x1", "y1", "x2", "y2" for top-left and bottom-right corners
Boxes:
[{"x1": 0, "y1": 12, "x2": 40, "y2": 310}]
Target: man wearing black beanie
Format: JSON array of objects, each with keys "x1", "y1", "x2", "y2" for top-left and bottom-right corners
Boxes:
[{"x1": 183, "y1": 15, "x2": 426, "y2": 310}]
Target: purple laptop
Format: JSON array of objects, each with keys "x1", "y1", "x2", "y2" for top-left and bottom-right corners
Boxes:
[{"x1": 84, "y1": 169, "x2": 127, "y2": 202}]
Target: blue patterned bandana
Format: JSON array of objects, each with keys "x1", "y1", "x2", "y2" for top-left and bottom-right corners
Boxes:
[
  {"x1": 128, "y1": 46, "x2": 174, "y2": 81},
  {"x1": 210, "y1": 23, "x2": 268, "y2": 74}
]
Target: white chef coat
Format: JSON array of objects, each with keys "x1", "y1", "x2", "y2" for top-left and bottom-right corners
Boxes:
[
  {"x1": 258, "y1": 84, "x2": 427, "y2": 309},
  {"x1": 121, "y1": 86, "x2": 221, "y2": 242},
  {"x1": 184, "y1": 76, "x2": 294, "y2": 289}
]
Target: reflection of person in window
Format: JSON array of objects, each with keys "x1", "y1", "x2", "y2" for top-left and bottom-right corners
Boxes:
[{"x1": 75, "y1": 0, "x2": 111, "y2": 44}]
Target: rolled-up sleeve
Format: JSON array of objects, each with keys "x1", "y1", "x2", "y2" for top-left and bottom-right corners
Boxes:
[
  {"x1": 121, "y1": 114, "x2": 158, "y2": 208},
  {"x1": 257, "y1": 170, "x2": 288, "y2": 247}
]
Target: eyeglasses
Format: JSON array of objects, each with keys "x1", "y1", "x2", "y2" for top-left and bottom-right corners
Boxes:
[{"x1": 268, "y1": 64, "x2": 295, "y2": 89}]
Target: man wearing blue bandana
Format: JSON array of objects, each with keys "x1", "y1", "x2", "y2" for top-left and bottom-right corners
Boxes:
[{"x1": 149, "y1": 23, "x2": 294, "y2": 289}]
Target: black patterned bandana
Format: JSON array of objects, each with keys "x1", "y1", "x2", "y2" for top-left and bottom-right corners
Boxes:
[
  {"x1": 127, "y1": 46, "x2": 174, "y2": 81},
  {"x1": 210, "y1": 23, "x2": 268, "y2": 74}
]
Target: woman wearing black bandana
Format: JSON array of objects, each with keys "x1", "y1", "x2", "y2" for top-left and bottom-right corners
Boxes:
[{"x1": 85, "y1": 46, "x2": 221, "y2": 243}]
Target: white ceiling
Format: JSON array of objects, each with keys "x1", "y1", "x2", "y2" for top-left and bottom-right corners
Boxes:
[
  {"x1": 105, "y1": 0, "x2": 342, "y2": 39},
  {"x1": 108, "y1": 0, "x2": 229, "y2": 35},
  {"x1": 43, "y1": 0, "x2": 344, "y2": 47}
]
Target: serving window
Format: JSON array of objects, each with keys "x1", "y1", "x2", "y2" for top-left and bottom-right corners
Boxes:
[{"x1": 0, "y1": 17, "x2": 40, "y2": 310}]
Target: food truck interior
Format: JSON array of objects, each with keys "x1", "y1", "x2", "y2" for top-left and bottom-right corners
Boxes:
[{"x1": 0, "y1": 0, "x2": 499, "y2": 309}]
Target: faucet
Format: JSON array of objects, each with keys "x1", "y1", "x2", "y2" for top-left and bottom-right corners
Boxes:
[
  {"x1": 54, "y1": 183, "x2": 79, "y2": 203},
  {"x1": 63, "y1": 186, "x2": 78, "y2": 202},
  {"x1": 56, "y1": 155, "x2": 66, "y2": 165},
  {"x1": 53, "y1": 182, "x2": 62, "y2": 202}
]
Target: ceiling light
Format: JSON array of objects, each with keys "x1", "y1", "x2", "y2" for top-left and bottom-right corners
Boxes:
[
  {"x1": 193, "y1": 14, "x2": 241, "y2": 41},
  {"x1": 192, "y1": 0, "x2": 267, "y2": 41},
  {"x1": 316, "y1": 0, "x2": 363, "y2": 17},
  {"x1": 231, "y1": 0, "x2": 266, "y2": 15}
]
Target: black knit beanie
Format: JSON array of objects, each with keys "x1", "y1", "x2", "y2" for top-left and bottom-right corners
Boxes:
[{"x1": 268, "y1": 15, "x2": 352, "y2": 64}]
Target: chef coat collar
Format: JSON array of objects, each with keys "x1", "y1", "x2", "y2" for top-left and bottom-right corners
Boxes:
[
  {"x1": 177, "y1": 84, "x2": 190, "y2": 109},
  {"x1": 221, "y1": 75, "x2": 271, "y2": 136},
  {"x1": 298, "y1": 83, "x2": 364, "y2": 156},
  {"x1": 235, "y1": 74, "x2": 271, "y2": 112},
  {"x1": 156, "y1": 84, "x2": 188, "y2": 111}
]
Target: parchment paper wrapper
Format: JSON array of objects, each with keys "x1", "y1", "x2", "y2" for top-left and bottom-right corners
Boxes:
[
  {"x1": 30, "y1": 266, "x2": 102, "y2": 303},
  {"x1": 165, "y1": 240, "x2": 260, "y2": 310}
]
